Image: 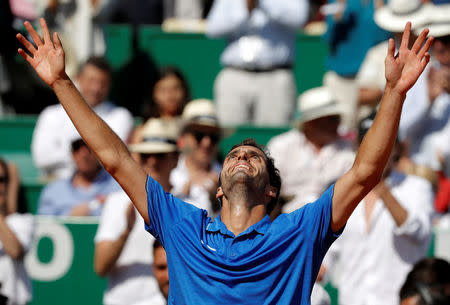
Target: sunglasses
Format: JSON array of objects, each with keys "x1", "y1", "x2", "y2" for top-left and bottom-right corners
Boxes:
[{"x1": 191, "y1": 131, "x2": 220, "y2": 144}]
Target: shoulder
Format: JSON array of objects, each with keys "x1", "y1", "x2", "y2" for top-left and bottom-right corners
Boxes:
[{"x1": 101, "y1": 101, "x2": 133, "y2": 117}]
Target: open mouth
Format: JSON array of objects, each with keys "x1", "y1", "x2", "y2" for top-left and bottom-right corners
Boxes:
[{"x1": 232, "y1": 163, "x2": 252, "y2": 173}]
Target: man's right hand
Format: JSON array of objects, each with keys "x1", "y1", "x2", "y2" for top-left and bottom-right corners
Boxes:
[{"x1": 16, "y1": 18, "x2": 67, "y2": 87}]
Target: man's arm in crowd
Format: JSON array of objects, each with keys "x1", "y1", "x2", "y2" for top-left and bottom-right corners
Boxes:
[
  {"x1": 16, "y1": 19, "x2": 150, "y2": 224},
  {"x1": 331, "y1": 23, "x2": 433, "y2": 232}
]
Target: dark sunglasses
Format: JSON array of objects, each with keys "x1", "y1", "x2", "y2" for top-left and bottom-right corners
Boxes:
[{"x1": 191, "y1": 131, "x2": 220, "y2": 144}]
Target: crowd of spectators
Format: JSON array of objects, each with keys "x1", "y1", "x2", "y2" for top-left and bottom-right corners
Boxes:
[{"x1": 0, "y1": 0, "x2": 449, "y2": 304}]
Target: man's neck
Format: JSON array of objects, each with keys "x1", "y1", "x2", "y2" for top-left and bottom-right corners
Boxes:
[{"x1": 220, "y1": 186, "x2": 267, "y2": 236}]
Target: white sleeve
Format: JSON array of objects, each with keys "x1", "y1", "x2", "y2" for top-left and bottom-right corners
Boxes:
[
  {"x1": 103, "y1": 107, "x2": 134, "y2": 142},
  {"x1": 259, "y1": 0, "x2": 309, "y2": 30},
  {"x1": 206, "y1": 0, "x2": 249, "y2": 38},
  {"x1": 31, "y1": 107, "x2": 70, "y2": 171},
  {"x1": 94, "y1": 192, "x2": 130, "y2": 243},
  {"x1": 6, "y1": 214, "x2": 35, "y2": 252},
  {"x1": 393, "y1": 176, "x2": 434, "y2": 243}
]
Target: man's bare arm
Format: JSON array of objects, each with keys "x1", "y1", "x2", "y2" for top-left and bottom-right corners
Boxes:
[
  {"x1": 331, "y1": 23, "x2": 433, "y2": 232},
  {"x1": 16, "y1": 19, "x2": 150, "y2": 223}
]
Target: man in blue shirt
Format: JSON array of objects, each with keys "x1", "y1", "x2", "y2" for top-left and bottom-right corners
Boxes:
[{"x1": 17, "y1": 19, "x2": 433, "y2": 304}]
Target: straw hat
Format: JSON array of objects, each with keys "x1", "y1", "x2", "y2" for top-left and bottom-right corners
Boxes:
[
  {"x1": 374, "y1": 0, "x2": 432, "y2": 32},
  {"x1": 415, "y1": 1, "x2": 450, "y2": 37},
  {"x1": 182, "y1": 99, "x2": 219, "y2": 129},
  {"x1": 129, "y1": 119, "x2": 179, "y2": 154},
  {"x1": 295, "y1": 87, "x2": 344, "y2": 127}
]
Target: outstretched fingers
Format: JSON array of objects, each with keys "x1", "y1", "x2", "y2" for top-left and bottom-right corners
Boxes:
[
  {"x1": 399, "y1": 22, "x2": 411, "y2": 51},
  {"x1": 17, "y1": 48, "x2": 33, "y2": 65},
  {"x1": 387, "y1": 38, "x2": 396, "y2": 61},
  {"x1": 24, "y1": 21, "x2": 43, "y2": 47},
  {"x1": 53, "y1": 32, "x2": 62, "y2": 50},
  {"x1": 412, "y1": 28, "x2": 430, "y2": 54},
  {"x1": 16, "y1": 33, "x2": 36, "y2": 54},
  {"x1": 40, "y1": 18, "x2": 53, "y2": 46},
  {"x1": 418, "y1": 35, "x2": 434, "y2": 60}
]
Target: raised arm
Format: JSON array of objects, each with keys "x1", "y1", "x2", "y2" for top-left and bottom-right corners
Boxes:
[
  {"x1": 16, "y1": 19, "x2": 150, "y2": 224},
  {"x1": 331, "y1": 23, "x2": 433, "y2": 232}
]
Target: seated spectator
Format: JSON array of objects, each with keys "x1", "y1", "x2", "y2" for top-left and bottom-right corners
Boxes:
[
  {"x1": 206, "y1": 0, "x2": 309, "y2": 126},
  {"x1": 32, "y1": 56, "x2": 134, "y2": 180},
  {"x1": 94, "y1": 119, "x2": 179, "y2": 305},
  {"x1": 322, "y1": 113, "x2": 435, "y2": 305},
  {"x1": 0, "y1": 157, "x2": 35, "y2": 305},
  {"x1": 142, "y1": 67, "x2": 190, "y2": 121},
  {"x1": 267, "y1": 87, "x2": 355, "y2": 213},
  {"x1": 37, "y1": 139, "x2": 120, "y2": 216},
  {"x1": 398, "y1": 3, "x2": 450, "y2": 173},
  {"x1": 356, "y1": 0, "x2": 431, "y2": 117},
  {"x1": 170, "y1": 99, "x2": 221, "y2": 216},
  {"x1": 153, "y1": 240, "x2": 169, "y2": 302},
  {"x1": 399, "y1": 258, "x2": 450, "y2": 305}
]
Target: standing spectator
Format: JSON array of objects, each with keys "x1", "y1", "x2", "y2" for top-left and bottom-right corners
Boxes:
[
  {"x1": 356, "y1": 0, "x2": 431, "y2": 118},
  {"x1": 206, "y1": 0, "x2": 309, "y2": 126},
  {"x1": 32, "y1": 56, "x2": 134, "y2": 179},
  {"x1": 94, "y1": 119, "x2": 178, "y2": 305},
  {"x1": 170, "y1": 99, "x2": 221, "y2": 216},
  {"x1": 322, "y1": 113, "x2": 435, "y2": 305},
  {"x1": 398, "y1": 2, "x2": 450, "y2": 173},
  {"x1": 37, "y1": 139, "x2": 120, "y2": 216},
  {"x1": 34, "y1": 0, "x2": 109, "y2": 78},
  {"x1": 0, "y1": 158, "x2": 34, "y2": 305},
  {"x1": 267, "y1": 87, "x2": 355, "y2": 213},
  {"x1": 323, "y1": 0, "x2": 390, "y2": 129}
]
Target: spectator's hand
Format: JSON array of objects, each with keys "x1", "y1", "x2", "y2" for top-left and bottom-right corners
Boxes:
[
  {"x1": 385, "y1": 22, "x2": 433, "y2": 95},
  {"x1": 16, "y1": 18, "x2": 67, "y2": 87}
]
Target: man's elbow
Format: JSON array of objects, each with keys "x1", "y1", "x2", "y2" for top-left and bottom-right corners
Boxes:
[{"x1": 352, "y1": 163, "x2": 383, "y2": 190}]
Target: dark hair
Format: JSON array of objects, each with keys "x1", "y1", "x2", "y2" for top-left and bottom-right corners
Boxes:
[
  {"x1": 142, "y1": 66, "x2": 190, "y2": 121},
  {"x1": 220, "y1": 138, "x2": 282, "y2": 215},
  {"x1": 400, "y1": 258, "x2": 450, "y2": 304},
  {"x1": 79, "y1": 56, "x2": 112, "y2": 76}
]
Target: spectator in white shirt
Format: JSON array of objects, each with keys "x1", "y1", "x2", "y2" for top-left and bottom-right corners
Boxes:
[
  {"x1": 32, "y1": 56, "x2": 134, "y2": 180},
  {"x1": 0, "y1": 157, "x2": 34, "y2": 305},
  {"x1": 170, "y1": 99, "x2": 222, "y2": 216},
  {"x1": 94, "y1": 118, "x2": 179, "y2": 305},
  {"x1": 267, "y1": 87, "x2": 355, "y2": 214},
  {"x1": 322, "y1": 113, "x2": 435, "y2": 305}
]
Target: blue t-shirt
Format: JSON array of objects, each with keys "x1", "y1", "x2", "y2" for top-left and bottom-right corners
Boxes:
[{"x1": 145, "y1": 176, "x2": 341, "y2": 305}]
